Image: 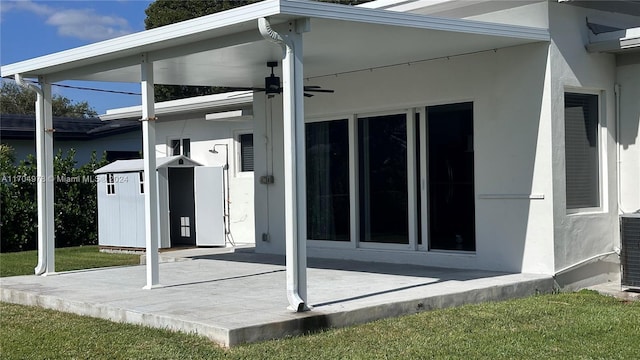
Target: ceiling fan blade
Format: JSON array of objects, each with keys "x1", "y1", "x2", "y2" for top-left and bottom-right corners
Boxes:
[
  {"x1": 304, "y1": 88, "x2": 334, "y2": 93},
  {"x1": 304, "y1": 93, "x2": 314, "y2": 98},
  {"x1": 226, "y1": 87, "x2": 259, "y2": 91},
  {"x1": 227, "y1": 90, "x2": 254, "y2": 98}
]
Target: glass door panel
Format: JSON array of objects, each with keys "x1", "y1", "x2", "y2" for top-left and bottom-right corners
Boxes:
[
  {"x1": 427, "y1": 102, "x2": 475, "y2": 251},
  {"x1": 358, "y1": 113, "x2": 409, "y2": 244},
  {"x1": 306, "y1": 120, "x2": 351, "y2": 241}
]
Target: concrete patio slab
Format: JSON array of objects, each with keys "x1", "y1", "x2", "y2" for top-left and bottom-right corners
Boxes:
[{"x1": 0, "y1": 248, "x2": 554, "y2": 347}]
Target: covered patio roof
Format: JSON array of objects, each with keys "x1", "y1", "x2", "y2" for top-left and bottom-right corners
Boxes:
[
  {"x1": 1, "y1": 0, "x2": 548, "y2": 86},
  {"x1": 0, "y1": 0, "x2": 549, "y2": 311}
]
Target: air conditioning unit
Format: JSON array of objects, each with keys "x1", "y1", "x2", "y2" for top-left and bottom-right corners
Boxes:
[{"x1": 620, "y1": 213, "x2": 640, "y2": 290}]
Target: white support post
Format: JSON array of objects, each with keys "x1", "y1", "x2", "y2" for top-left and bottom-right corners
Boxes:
[
  {"x1": 282, "y1": 20, "x2": 309, "y2": 312},
  {"x1": 258, "y1": 17, "x2": 310, "y2": 312},
  {"x1": 140, "y1": 53, "x2": 160, "y2": 289},
  {"x1": 42, "y1": 79, "x2": 55, "y2": 274},
  {"x1": 15, "y1": 74, "x2": 54, "y2": 276}
]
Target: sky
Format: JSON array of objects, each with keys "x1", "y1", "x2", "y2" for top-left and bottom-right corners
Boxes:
[{"x1": 1, "y1": 0, "x2": 154, "y2": 115}]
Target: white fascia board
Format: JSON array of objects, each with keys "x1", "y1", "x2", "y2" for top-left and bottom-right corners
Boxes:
[
  {"x1": 358, "y1": 0, "x2": 426, "y2": 9},
  {"x1": 100, "y1": 92, "x2": 253, "y2": 121},
  {"x1": 280, "y1": 0, "x2": 549, "y2": 40},
  {"x1": 0, "y1": 0, "x2": 282, "y2": 78}
]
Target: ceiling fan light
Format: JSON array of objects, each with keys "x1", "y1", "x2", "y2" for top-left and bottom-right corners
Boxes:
[{"x1": 265, "y1": 75, "x2": 281, "y2": 95}]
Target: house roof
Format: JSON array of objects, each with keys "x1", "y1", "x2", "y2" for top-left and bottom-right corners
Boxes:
[
  {"x1": 99, "y1": 91, "x2": 253, "y2": 121},
  {"x1": 1, "y1": 0, "x2": 549, "y2": 89},
  {"x1": 0, "y1": 113, "x2": 140, "y2": 140},
  {"x1": 94, "y1": 155, "x2": 202, "y2": 174}
]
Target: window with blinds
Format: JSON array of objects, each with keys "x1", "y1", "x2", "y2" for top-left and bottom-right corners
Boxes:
[
  {"x1": 564, "y1": 92, "x2": 600, "y2": 210},
  {"x1": 239, "y1": 133, "x2": 254, "y2": 172}
]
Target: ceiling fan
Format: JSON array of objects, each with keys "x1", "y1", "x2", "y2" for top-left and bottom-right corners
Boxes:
[{"x1": 232, "y1": 62, "x2": 334, "y2": 98}]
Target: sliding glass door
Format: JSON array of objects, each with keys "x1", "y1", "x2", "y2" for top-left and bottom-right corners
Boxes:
[
  {"x1": 304, "y1": 104, "x2": 475, "y2": 253},
  {"x1": 427, "y1": 102, "x2": 475, "y2": 251},
  {"x1": 306, "y1": 120, "x2": 350, "y2": 241},
  {"x1": 358, "y1": 113, "x2": 409, "y2": 245}
]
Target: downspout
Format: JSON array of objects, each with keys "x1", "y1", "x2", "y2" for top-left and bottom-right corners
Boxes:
[
  {"x1": 615, "y1": 83, "x2": 625, "y2": 214},
  {"x1": 258, "y1": 17, "x2": 307, "y2": 312},
  {"x1": 14, "y1": 74, "x2": 47, "y2": 275}
]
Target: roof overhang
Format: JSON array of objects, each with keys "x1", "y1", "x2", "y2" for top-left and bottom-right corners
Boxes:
[
  {"x1": 587, "y1": 27, "x2": 640, "y2": 54},
  {"x1": 99, "y1": 91, "x2": 253, "y2": 121},
  {"x1": 1, "y1": 0, "x2": 549, "y2": 88}
]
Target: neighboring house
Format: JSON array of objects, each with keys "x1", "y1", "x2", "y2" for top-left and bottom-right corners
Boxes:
[
  {"x1": 99, "y1": 92, "x2": 255, "y2": 245},
  {"x1": 0, "y1": 114, "x2": 141, "y2": 164},
  {"x1": 2, "y1": 0, "x2": 638, "y2": 297}
]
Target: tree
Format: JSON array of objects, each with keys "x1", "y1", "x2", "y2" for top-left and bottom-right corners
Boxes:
[
  {"x1": 0, "y1": 81, "x2": 97, "y2": 118},
  {"x1": 144, "y1": 0, "x2": 259, "y2": 102},
  {"x1": 143, "y1": 0, "x2": 371, "y2": 102}
]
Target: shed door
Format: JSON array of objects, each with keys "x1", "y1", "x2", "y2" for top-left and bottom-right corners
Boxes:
[
  {"x1": 194, "y1": 166, "x2": 225, "y2": 246},
  {"x1": 168, "y1": 167, "x2": 196, "y2": 246}
]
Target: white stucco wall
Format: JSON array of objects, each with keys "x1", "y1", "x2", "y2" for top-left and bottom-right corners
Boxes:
[
  {"x1": 548, "y1": 2, "x2": 624, "y2": 285},
  {"x1": 154, "y1": 115, "x2": 255, "y2": 245},
  {"x1": 254, "y1": 41, "x2": 556, "y2": 274},
  {"x1": 617, "y1": 54, "x2": 640, "y2": 213}
]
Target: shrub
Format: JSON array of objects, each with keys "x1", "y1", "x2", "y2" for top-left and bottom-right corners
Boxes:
[{"x1": 0, "y1": 145, "x2": 107, "y2": 252}]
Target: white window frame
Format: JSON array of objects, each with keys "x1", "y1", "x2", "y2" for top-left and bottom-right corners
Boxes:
[
  {"x1": 167, "y1": 137, "x2": 191, "y2": 157},
  {"x1": 563, "y1": 88, "x2": 605, "y2": 215},
  {"x1": 234, "y1": 130, "x2": 254, "y2": 177},
  {"x1": 106, "y1": 173, "x2": 116, "y2": 195},
  {"x1": 138, "y1": 171, "x2": 144, "y2": 194}
]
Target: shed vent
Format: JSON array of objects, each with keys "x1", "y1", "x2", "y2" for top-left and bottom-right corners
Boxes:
[{"x1": 621, "y1": 214, "x2": 640, "y2": 290}]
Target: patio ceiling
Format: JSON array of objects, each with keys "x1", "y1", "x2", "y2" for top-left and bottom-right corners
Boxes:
[{"x1": 1, "y1": 0, "x2": 549, "y2": 88}]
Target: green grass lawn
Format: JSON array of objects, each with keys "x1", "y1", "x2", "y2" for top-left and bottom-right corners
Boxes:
[
  {"x1": 1, "y1": 248, "x2": 639, "y2": 358},
  {"x1": 0, "y1": 246, "x2": 140, "y2": 277},
  {"x1": 1, "y1": 291, "x2": 639, "y2": 359}
]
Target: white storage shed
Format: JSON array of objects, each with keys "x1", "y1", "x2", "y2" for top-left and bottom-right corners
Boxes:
[{"x1": 95, "y1": 155, "x2": 225, "y2": 250}]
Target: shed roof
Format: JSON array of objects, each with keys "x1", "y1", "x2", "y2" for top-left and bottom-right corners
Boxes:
[
  {"x1": 1, "y1": 0, "x2": 549, "y2": 88},
  {"x1": 94, "y1": 155, "x2": 202, "y2": 174}
]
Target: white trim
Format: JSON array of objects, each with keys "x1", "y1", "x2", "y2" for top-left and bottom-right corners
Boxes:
[
  {"x1": 478, "y1": 194, "x2": 545, "y2": 200},
  {"x1": 359, "y1": 242, "x2": 415, "y2": 251}
]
